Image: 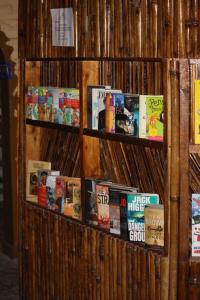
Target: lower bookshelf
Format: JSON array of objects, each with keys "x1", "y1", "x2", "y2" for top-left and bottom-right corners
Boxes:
[{"x1": 20, "y1": 201, "x2": 167, "y2": 300}]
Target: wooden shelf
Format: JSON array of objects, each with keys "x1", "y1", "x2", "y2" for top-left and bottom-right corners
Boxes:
[
  {"x1": 26, "y1": 200, "x2": 164, "y2": 255},
  {"x1": 26, "y1": 119, "x2": 80, "y2": 133},
  {"x1": 83, "y1": 128, "x2": 164, "y2": 148},
  {"x1": 189, "y1": 144, "x2": 200, "y2": 155}
]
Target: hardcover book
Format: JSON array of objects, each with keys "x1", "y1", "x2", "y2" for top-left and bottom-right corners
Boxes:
[
  {"x1": 109, "y1": 188, "x2": 121, "y2": 235},
  {"x1": 144, "y1": 204, "x2": 164, "y2": 247},
  {"x1": 192, "y1": 194, "x2": 200, "y2": 256},
  {"x1": 26, "y1": 160, "x2": 51, "y2": 203},
  {"x1": 63, "y1": 177, "x2": 82, "y2": 220},
  {"x1": 127, "y1": 193, "x2": 159, "y2": 242}
]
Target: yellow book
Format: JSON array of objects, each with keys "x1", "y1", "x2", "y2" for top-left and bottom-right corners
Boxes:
[{"x1": 194, "y1": 80, "x2": 200, "y2": 144}]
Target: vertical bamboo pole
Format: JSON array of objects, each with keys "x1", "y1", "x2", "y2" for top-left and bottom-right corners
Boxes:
[{"x1": 169, "y1": 59, "x2": 180, "y2": 300}]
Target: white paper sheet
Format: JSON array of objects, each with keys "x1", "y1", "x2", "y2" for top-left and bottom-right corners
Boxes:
[{"x1": 51, "y1": 8, "x2": 74, "y2": 47}]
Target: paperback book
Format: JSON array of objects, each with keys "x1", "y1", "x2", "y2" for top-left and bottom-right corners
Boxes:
[
  {"x1": 127, "y1": 193, "x2": 159, "y2": 242},
  {"x1": 144, "y1": 204, "x2": 164, "y2": 247}
]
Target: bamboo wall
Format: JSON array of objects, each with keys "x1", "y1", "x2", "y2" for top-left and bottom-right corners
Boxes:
[
  {"x1": 18, "y1": 0, "x2": 200, "y2": 299},
  {"x1": 19, "y1": 0, "x2": 200, "y2": 59}
]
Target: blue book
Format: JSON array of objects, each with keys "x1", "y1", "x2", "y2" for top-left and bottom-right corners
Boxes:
[{"x1": 127, "y1": 193, "x2": 159, "y2": 242}]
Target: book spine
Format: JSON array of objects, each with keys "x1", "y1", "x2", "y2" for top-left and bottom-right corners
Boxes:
[{"x1": 120, "y1": 193, "x2": 128, "y2": 240}]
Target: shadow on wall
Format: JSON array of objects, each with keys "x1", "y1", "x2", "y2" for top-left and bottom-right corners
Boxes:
[{"x1": 0, "y1": 30, "x2": 19, "y2": 257}]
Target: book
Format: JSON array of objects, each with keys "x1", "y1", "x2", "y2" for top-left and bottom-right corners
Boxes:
[
  {"x1": 26, "y1": 160, "x2": 51, "y2": 203},
  {"x1": 127, "y1": 193, "x2": 159, "y2": 242},
  {"x1": 139, "y1": 95, "x2": 164, "y2": 140},
  {"x1": 124, "y1": 94, "x2": 139, "y2": 136},
  {"x1": 109, "y1": 188, "x2": 121, "y2": 235},
  {"x1": 144, "y1": 204, "x2": 164, "y2": 247},
  {"x1": 62, "y1": 177, "x2": 82, "y2": 220},
  {"x1": 55, "y1": 176, "x2": 65, "y2": 213},
  {"x1": 114, "y1": 93, "x2": 126, "y2": 133},
  {"x1": 46, "y1": 174, "x2": 60, "y2": 211},
  {"x1": 98, "y1": 89, "x2": 122, "y2": 131},
  {"x1": 37, "y1": 170, "x2": 60, "y2": 207},
  {"x1": 192, "y1": 194, "x2": 200, "y2": 256},
  {"x1": 85, "y1": 179, "x2": 98, "y2": 226},
  {"x1": 146, "y1": 95, "x2": 164, "y2": 140},
  {"x1": 105, "y1": 93, "x2": 115, "y2": 133},
  {"x1": 87, "y1": 85, "x2": 111, "y2": 129},
  {"x1": 26, "y1": 86, "x2": 39, "y2": 120},
  {"x1": 96, "y1": 184, "x2": 110, "y2": 230},
  {"x1": 193, "y1": 80, "x2": 200, "y2": 144}
]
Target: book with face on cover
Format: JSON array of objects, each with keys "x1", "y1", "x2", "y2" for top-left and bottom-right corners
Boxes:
[{"x1": 26, "y1": 160, "x2": 51, "y2": 203}]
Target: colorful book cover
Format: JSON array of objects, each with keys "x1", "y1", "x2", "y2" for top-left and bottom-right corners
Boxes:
[
  {"x1": 98, "y1": 89, "x2": 122, "y2": 131},
  {"x1": 26, "y1": 160, "x2": 51, "y2": 203},
  {"x1": 114, "y1": 93, "x2": 126, "y2": 134},
  {"x1": 85, "y1": 179, "x2": 98, "y2": 226},
  {"x1": 124, "y1": 94, "x2": 139, "y2": 136},
  {"x1": 87, "y1": 85, "x2": 110, "y2": 129},
  {"x1": 127, "y1": 193, "x2": 159, "y2": 242},
  {"x1": 37, "y1": 170, "x2": 60, "y2": 207},
  {"x1": 26, "y1": 87, "x2": 38, "y2": 120},
  {"x1": 193, "y1": 80, "x2": 200, "y2": 144},
  {"x1": 144, "y1": 204, "x2": 164, "y2": 247},
  {"x1": 192, "y1": 194, "x2": 200, "y2": 256},
  {"x1": 55, "y1": 177, "x2": 65, "y2": 213},
  {"x1": 109, "y1": 188, "x2": 121, "y2": 235},
  {"x1": 96, "y1": 184, "x2": 110, "y2": 230},
  {"x1": 146, "y1": 95, "x2": 164, "y2": 141},
  {"x1": 46, "y1": 172, "x2": 60, "y2": 210},
  {"x1": 105, "y1": 93, "x2": 115, "y2": 133},
  {"x1": 63, "y1": 177, "x2": 82, "y2": 220}
]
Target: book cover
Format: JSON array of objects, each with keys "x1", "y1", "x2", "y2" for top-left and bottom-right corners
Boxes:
[
  {"x1": 46, "y1": 172, "x2": 61, "y2": 210},
  {"x1": 63, "y1": 177, "x2": 82, "y2": 220},
  {"x1": 105, "y1": 93, "x2": 115, "y2": 133},
  {"x1": 109, "y1": 188, "x2": 121, "y2": 235},
  {"x1": 37, "y1": 170, "x2": 60, "y2": 207},
  {"x1": 192, "y1": 194, "x2": 200, "y2": 256},
  {"x1": 26, "y1": 160, "x2": 51, "y2": 203},
  {"x1": 85, "y1": 179, "x2": 98, "y2": 226},
  {"x1": 124, "y1": 94, "x2": 139, "y2": 136},
  {"x1": 96, "y1": 184, "x2": 110, "y2": 230},
  {"x1": 144, "y1": 204, "x2": 164, "y2": 247},
  {"x1": 127, "y1": 193, "x2": 159, "y2": 242},
  {"x1": 114, "y1": 93, "x2": 126, "y2": 134},
  {"x1": 55, "y1": 177, "x2": 65, "y2": 213},
  {"x1": 98, "y1": 89, "x2": 122, "y2": 131},
  {"x1": 119, "y1": 192, "x2": 129, "y2": 240},
  {"x1": 87, "y1": 85, "x2": 110, "y2": 129},
  {"x1": 146, "y1": 95, "x2": 164, "y2": 141},
  {"x1": 193, "y1": 80, "x2": 200, "y2": 144}
]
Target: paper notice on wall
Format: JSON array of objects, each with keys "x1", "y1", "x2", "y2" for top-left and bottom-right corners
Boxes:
[{"x1": 51, "y1": 8, "x2": 74, "y2": 47}]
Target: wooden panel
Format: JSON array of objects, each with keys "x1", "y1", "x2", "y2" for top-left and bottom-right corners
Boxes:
[{"x1": 21, "y1": 202, "x2": 165, "y2": 300}]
